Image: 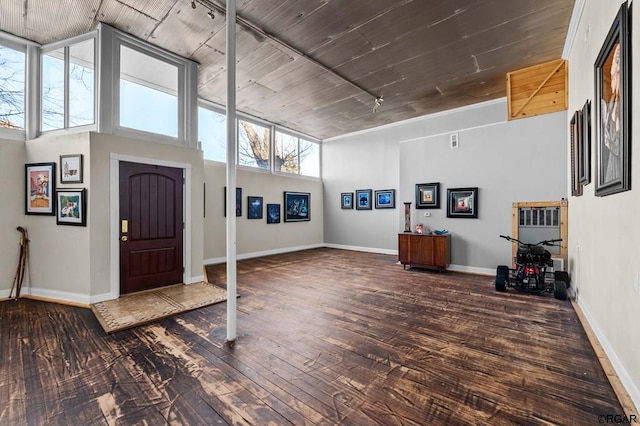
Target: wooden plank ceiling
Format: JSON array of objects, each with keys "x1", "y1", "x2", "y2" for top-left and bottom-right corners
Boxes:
[{"x1": 0, "y1": 0, "x2": 575, "y2": 139}]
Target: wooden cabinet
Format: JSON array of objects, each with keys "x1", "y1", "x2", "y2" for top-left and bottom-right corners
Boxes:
[{"x1": 398, "y1": 233, "x2": 451, "y2": 272}]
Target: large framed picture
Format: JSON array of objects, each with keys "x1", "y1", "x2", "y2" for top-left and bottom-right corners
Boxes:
[
  {"x1": 284, "y1": 191, "x2": 310, "y2": 222},
  {"x1": 355, "y1": 189, "x2": 372, "y2": 210},
  {"x1": 594, "y1": 3, "x2": 630, "y2": 196},
  {"x1": 247, "y1": 196, "x2": 263, "y2": 219},
  {"x1": 60, "y1": 154, "x2": 83, "y2": 183},
  {"x1": 374, "y1": 189, "x2": 396, "y2": 209},
  {"x1": 447, "y1": 187, "x2": 478, "y2": 218},
  {"x1": 341, "y1": 192, "x2": 354, "y2": 209},
  {"x1": 267, "y1": 204, "x2": 281, "y2": 224},
  {"x1": 56, "y1": 189, "x2": 86, "y2": 226},
  {"x1": 415, "y1": 182, "x2": 440, "y2": 209},
  {"x1": 25, "y1": 162, "x2": 56, "y2": 215}
]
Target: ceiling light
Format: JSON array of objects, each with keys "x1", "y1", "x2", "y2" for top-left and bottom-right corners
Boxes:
[
  {"x1": 191, "y1": 1, "x2": 196, "y2": 9},
  {"x1": 208, "y1": 10, "x2": 215, "y2": 19},
  {"x1": 373, "y1": 95, "x2": 384, "y2": 113}
]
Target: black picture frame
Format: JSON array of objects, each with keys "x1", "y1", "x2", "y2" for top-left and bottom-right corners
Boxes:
[
  {"x1": 60, "y1": 154, "x2": 83, "y2": 184},
  {"x1": 355, "y1": 189, "x2": 372, "y2": 210},
  {"x1": 56, "y1": 188, "x2": 87, "y2": 226},
  {"x1": 25, "y1": 162, "x2": 56, "y2": 215},
  {"x1": 594, "y1": 3, "x2": 631, "y2": 196},
  {"x1": 341, "y1": 192, "x2": 354, "y2": 209},
  {"x1": 247, "y1": 196, "x2": 263, "y2": 219},
  {"x1": 266, "y1": 204, "x2": 280, "y2": 224},
  {"x1": 224, "y1": 187, "x2": 242, "y2": 217},
  {"x1": 374, "y1": 189, "x2": 396, "y2": 209},
  {"x1": 570, "y1": 110, "x2": 583, "y2": 197},
  {"x1": 447, "y1": 187, "x2": 478, "y2": 218},
  {"x1": 284, "y1": 191, "x2": 310, "y2": 222},
  {"x1": 415, "y1": 182, "x2": 440, "y2": 209},
  {"x1": 579, "y1": 100, "x2": 592, "y2": 186}
]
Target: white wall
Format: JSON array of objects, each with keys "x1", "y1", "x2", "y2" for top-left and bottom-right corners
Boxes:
[
  {"x1": 0, "y1": 139, "x2": 26, "y2": 297},
  {"x1": 323, "y1": 99, "x2": 567, "y2": 272},
  {"x1": 203, "y1": 162, "x2": 324, "y2": 262},
  {"x1": 566, "y1": 0, "x2": 640, "y2": 409}
]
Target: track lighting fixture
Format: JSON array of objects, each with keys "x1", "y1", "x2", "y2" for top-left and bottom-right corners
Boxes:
[
  {"x1": 207, "y1": 9, "x2": 215, "y2": 19},
  {"x1": 373, "y1": 95, "x2": 384, "y2": 113},
  {"x1": 191, "y1": 1, "x2": 196, "y2": 9}
]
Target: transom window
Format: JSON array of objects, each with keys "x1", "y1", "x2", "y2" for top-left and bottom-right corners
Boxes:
[
  {"x1": 239, "y1": 119, "x2": 270, "y2": 170},
  {"x1": 119, "y1": 44, "x2": 178, "y2": 138},
  {"x1": 41, "y1": 37, "x2": 95, "y2": 131},
  {"x1": 0, "y1": 43, "x2": 26, "y2": 130}
]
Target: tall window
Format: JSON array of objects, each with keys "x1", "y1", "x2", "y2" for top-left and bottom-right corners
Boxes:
[
  {"x1": 119, "y1": 45, "x2": 178, "y2": 138},
  {"x1": 198, "y1": 106, "x2": 226, "y2": 162},
  {"x1": 274, "y1": 130, "x2": 320, "y2": 177},
  {"x1": 0, "y1": 43, "x2": 25, "y2": 130},
  {"x1": 41, "y1": 37, "x2": 95, "y2": 131},
  {"x1": 239, "y1": 119, "x2": 270, "y2": 169}
]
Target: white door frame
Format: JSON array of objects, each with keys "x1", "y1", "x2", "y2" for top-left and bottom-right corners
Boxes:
[{"x1": 109, "y1": 153, "x2": 192, "y2": 300}]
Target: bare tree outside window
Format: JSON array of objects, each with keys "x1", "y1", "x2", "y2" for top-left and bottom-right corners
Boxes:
[
  {"x1": 0, "y1": 45, "x2": 25, "y2": 129},
  {"x1": 239, "y1": 119, "x2": 271, "y2": 169}
]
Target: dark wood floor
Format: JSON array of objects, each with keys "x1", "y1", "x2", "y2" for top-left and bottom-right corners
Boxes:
[{"x1": 0, "y1": 248, "x2": 623, "y2": 425}]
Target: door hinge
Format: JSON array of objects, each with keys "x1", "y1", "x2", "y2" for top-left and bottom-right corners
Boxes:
[{"x1": 183, "y1": 267, "x2": 185, "y2": 273}]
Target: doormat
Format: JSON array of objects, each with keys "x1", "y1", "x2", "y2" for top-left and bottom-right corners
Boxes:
[{"x1": 91, "y1": 282, "x2": 227, "y2": 334}]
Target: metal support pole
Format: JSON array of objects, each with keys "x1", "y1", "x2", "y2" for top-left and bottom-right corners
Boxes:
[{"x1": 225, "y1": 0, "x2": 238, "y2": 344}]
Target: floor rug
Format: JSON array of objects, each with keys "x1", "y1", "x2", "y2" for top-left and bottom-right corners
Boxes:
[{"x1": 91, "y1": 282, "x2": 227, "y2": 334}]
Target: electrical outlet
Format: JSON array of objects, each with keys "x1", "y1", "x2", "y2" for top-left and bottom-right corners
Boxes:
[{"x1": 424, "y1": 212, "x2": 431, "y2": 217}]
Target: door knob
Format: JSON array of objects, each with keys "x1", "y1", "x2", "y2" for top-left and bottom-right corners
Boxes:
[{"x1": 121, "y1": 236, "x2": 128, "y2": 241}]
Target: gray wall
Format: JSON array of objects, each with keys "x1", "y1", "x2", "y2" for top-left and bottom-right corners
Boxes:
[
  {"x1": 566, "y1": 0, "x2": 640, "y2": 408},
  {"x1": 0, "y1": 139, "x2": 26, "y2": 297},
  {"x1": 323, "y1": 99, "x2": 567, "y2": 272},
  {"x1": 203, "y1": 163, "x2": 324, "y2": 262}
]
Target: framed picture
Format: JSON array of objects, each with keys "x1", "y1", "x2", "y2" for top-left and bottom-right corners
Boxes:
[
  {"x1": 355, "y1": 189, "x2": 372, "y2": 210},
  {"x1": 284, "y1": 191, "x2": 310, "y2": 222},
  {"x1": 570, "y1": 110, "x2": 583, "y2": 197},
  {"x1": 341, "y1": 192, "x2": 354, "y2": 209},
  {"x1": 447, "y1": 187, "x2": 478, "y2": 218},
  {"x1": 224, "y1": 187, "x2": 242, "y2": 217},
  {"x1": 374, "y1": 189, "x2": 396, "y2": 209},
  {"x1": 415, "y1": 182, "x2": 440, "y2": 209},
  {"x1": 56, "y1": 189, "x2": 86, "y2": 226},
  {"x1": 60, "y1": 154, "x2": 83, "y2": 183},
  {"x1": 25, "y1": 162, "x2": 56, "y2": 215},
  {"x1": 266, "y1": 204, "x2": 280, "y2": 224},
  {"x1": 594, "y1": 3, "x2": 630, "y2": 197},
  {"x1": 579, "y1": 100, "x2": 592, "y2": 186},
  {"x1": 247, "y1": 196, "x2": 263, "y2": 219}
]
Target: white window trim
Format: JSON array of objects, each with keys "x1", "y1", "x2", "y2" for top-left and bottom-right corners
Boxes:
[
  {"x1": 40, "y1": 31, "x2": 98, "y2": 135},
  {"x1": 101, "y1": 24, "x2": 198, "y2": 148},
  {"x1": 0, "y1": 32, "x2": 35, "y2": 140}
]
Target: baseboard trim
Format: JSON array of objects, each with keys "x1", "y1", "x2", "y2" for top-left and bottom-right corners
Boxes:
[
  {"x1": 323, "y1": 243, "x2": 397, "y2": 256},
  {"x1": 574, "y1": 299, "x2": 640, "y2": 415},
  {"x1": 448, "y1": 264, "x2": 494, "y2": 276},
  {"x1": 203, "y1": 243, "x2": 325, "y2": 265}
]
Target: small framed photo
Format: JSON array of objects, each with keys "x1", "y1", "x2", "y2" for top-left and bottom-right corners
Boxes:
[
  {"x1": 341, "y1": 192, "x2": 354, "y2": 209},
  {"x1": 355, "y1": 189, "x2": 372, "y2": 210},
  {"x1": 26, "y1": 162, "x2": 56, "y2": 215},
  {"x1": 247, "y1": 196, "x2": 263, "y2": 219},
  {"x1": 224, "y1": 187, "x2": 242, "y2": 217},
  {"x1": 284, "y1": 191, "x2": 310, "y2": 222},
  {"x1": 56, "y1": 189, "x2": 86, "y2": 226},
  {"x1": 447, "y1": 187, "x2": 478, "y2": 218},
  {"x1": 267, "y1": 203, "x2": 281, "y2": 224},
  {"x1": 60, "y1": 154, "x2": 83, "y2": 183},
  {"x1": 374, "y1": 189, "x2": 396, "y2": 209},
  {"x1": 416, "y1": 182, "x2": 440, "y2": 209}
]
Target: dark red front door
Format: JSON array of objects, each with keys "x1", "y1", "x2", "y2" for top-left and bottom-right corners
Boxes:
[{"x1": 119, "y1": 161, "x2": 183, "y2": 294}]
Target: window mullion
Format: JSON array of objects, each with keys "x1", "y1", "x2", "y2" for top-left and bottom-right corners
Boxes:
[{"x1": 63, "y1": 46, "x2": 69, "y2": 129}]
